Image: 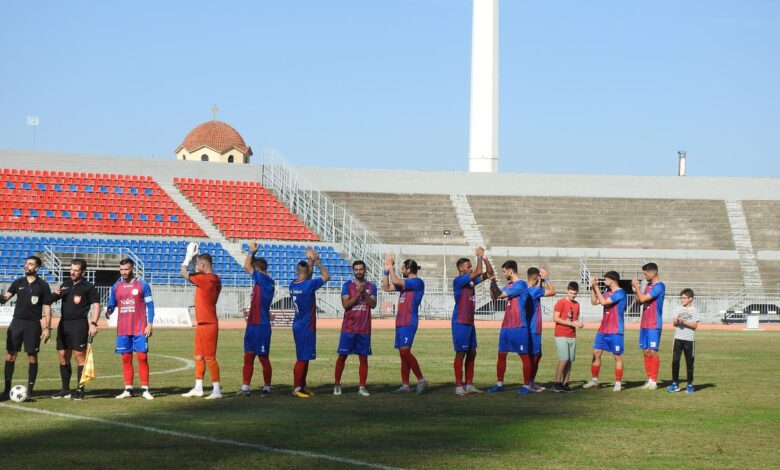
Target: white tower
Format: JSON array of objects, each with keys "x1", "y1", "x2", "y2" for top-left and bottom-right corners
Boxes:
[{"x1": 468, "y1": 0, "x2": 499, "y2": 173}]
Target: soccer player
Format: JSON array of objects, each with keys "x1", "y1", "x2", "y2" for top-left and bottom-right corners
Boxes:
[
  {"x1": 47, "y1": 258, "x2": 101, "y2": 400},
  {"x1": 239, "y1": 242, "x2": 275, "y2": 397},
  {"x1": 632, "y1": 262, "x2": 666, "y2": 390},
  {"x1": 583, "y1": 272, "x2": 627, "y2": 392},
  {"x1": 524, "y1": 267, "x2": 556, "y2": 392},
  {"x1": 486, "y1": 260, "x2": 530, "y2": 394},
  {"x1": 106, "y1": 258, "x2": 155, "y2": 400},
  {"x1": 289, "y1": 248, "x2": 330, "y2": 398},
  {"x1": 0, "y1": 256, "x2": 52, "y2": 402},
  {"x1": 334, "y1": 260, "x2": 377, "y2": 397},
  {"x1": 180, "y1": 244, "x2": 223, "y2": 399},
  {"x1": 552, "y1": 281, "x2": 583, "y2": 393},
  {"x1": 668, "y1": 289, "x2": 700, "y2": 394},
  {"x1": 451, "y1": 247, "x2": 494, "y2": 395},
  {"x1": 382, "y1": 254, "x2": 427, "y2": 394}
]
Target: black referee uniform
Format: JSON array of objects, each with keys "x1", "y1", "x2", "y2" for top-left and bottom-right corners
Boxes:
[
  {"x1": 49, "y1": 278, "x2": 99, "y2": 396},
  {"x1": 50, "y1": 278, "x2": 99, "y2": 351},
  {"x1": 3, "y1": 275, "x2": 52, "y2": 399}
]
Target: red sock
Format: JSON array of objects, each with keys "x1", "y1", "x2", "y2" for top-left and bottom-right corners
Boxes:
[
  {"x1": 206, "y1": 357, "x2": 220, "y2": 383},
  {"x1": 258, "y1": 356, "x2": 272, "y2": 386},
  {"x1": 243, "y1": 352, "x2": 255, "y2": 385},
  {"x1": 465, "y1": 355, "x2": 475, "y2": 385},
  {"x1": 136, "y1": 352, "x2": 149, "y2": 387},
  {"x1": 293, "y1": 360, "x2": 306, "y2": 389},
  {"x1": 651, "y1": 356, "x2": 660, "y2": 382},
  {"x1": 530, "y1": 355, "x2": 541, "y2": 381},
  {"x1": 334, "y1": 355, "x2": 347, "y2": 385},
  {"x1": 399, "y1": 351, "x2": 411, "y2": 385},
  {"x1": 591, "y1": 364, "x2": 601, "y2": 380},
  {"x1": 405, "y1": 350, "x2": 423, "y2": 380},
  {"x1": 454, "y1": 356, "x2": 464, "y2": 387},
  {"x1": 358, "y1": 355, "x2": 368, "y2": 387},
  {"x1": 644, "y1": 355, "x2": 651, "y2": 379},
  {"x1": 195, "y1": 359, "x2": 206, "y2": 380},
  {"x1": 496, "y1": 353, "x2": 508, "y2": 383},
  {"x1": 520, "y1": 354, "x2": 532, "y2": 385},
  {"x1": 615, "y1": 367, "x2": 624, "y2": 382},
  {"x1": 302, "y1": 361, "x2": 309, "y2": 387},
  {"x1": 121, "y1": 353, "x2": 134, "y2": 386}
]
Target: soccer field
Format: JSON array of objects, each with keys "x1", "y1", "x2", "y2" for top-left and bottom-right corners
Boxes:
[{"x1": 1, "y1": 327, "x2": 778, "y2": 469}]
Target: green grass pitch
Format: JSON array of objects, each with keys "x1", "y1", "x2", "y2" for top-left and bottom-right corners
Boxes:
[{"x1": 1, "y1": 327, "x2": 778, "y2": 469}]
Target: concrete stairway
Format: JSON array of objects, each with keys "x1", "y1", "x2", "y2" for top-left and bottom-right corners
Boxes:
[
  {"x1": 450, "y1": 194, "x2": 487, "y2": 250},
  {"x1": 724, "y1": 200, "x2": 764, "y2": 295}
]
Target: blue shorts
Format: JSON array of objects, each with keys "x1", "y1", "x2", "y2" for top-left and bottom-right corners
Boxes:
[
  {"x1": 337, "y1": 332, "x2": 372, "y2": 356},
  {"x1": 498, "y1": 327, "x2": 530, "y2": 354},
  {"x1": 530, "y1": 333, "x2": 543, "y2": 356},
  {"x1": 639, "y1": 328, "x2": 662, "y2": 351},
  {"x1": 115, "y1": 335, "x2": 148, "y2": 354},
  {"x1": 293, "y1": 328, "x2": 316, "y2": 361},
  {"x1": 593, "y1": 333, "x2": 624, "y2": 355},
  {"x1": 244, "y1": 324, "x2": 272, "y2": 356},
  {"x1": 452, "y1": 323, "x2": 478, "y2": 352},
  {"x1": 394, "y1": 325, "x2": 418, "y2": 349}
]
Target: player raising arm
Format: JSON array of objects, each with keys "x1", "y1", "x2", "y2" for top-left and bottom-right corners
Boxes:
[
  {"x1": 583, "y1": 272, "x2": 627, "y2": 392},
  {"x1": 238, "y1": 242, "x2": 275, "y2": 396},
  {"x1": 289, "y1": 248, "x2": 330, "y2": 398},
  {"x1": 383, "y1": 254, "x2": 427, "y2": 394},
  {"x1": 451, "y1": 247, "x2": 494, "y2": 395},
  {"x1": 180, "y1": 243, "x2": 224, "y2": 399}
]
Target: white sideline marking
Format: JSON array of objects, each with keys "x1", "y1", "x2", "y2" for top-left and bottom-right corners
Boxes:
[
  {"x1": 37, "y1": 354, "x2": 195, "y2": 382},
  {"x1": 0, "y1": 403, "x2": 404, "y2": 470}
]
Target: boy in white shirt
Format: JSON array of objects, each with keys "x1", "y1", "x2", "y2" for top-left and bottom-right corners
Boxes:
[{"x1": 667, "y1": 289, "x2": 700, "y2": 394}]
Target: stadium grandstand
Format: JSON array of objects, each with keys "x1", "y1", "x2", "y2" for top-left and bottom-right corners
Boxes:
[{"x1": 2, "y1": 141, "x2": 780, "y2": 326}]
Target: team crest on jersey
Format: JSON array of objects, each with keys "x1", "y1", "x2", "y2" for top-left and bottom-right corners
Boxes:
[
  {"x1": 30, "y1": 296, "x2": 39, "y2": 305},
  {"x1": 131, "y1": 288, "x2": 139, "y2": 296},
  {"x1": 73, "y1": 295, "x2": 82, "y2": 305}
]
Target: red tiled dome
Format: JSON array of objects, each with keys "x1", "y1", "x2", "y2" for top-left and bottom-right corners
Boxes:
[{"x1": 180, "y1": 120, "x2": 250, "y2": 154}]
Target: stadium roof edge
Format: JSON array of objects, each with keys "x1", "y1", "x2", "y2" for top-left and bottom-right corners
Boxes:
[
  {"x1": 296, "y1": 166, "x2": 780, "y2": 200},
  {"x1": 2, "y1": 149, "x2": 779, "y2": 200}
]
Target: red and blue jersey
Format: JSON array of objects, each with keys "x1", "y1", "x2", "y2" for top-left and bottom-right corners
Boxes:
[
  {"x1": 395, "y1": 277, "x2": 424, "y2": 327},
  {"x1": 108, "y1": 278, "x2": 154, "y2": 336},
  {"x1": 639, "y1": 282, "x2": 666, "y2": 330},
  {"x1": 524, "y1": 286, "x2": 545, "y2": 334},
  {"x1": 598, "y1": 288, "x2": 627, "y2": 335},
  {"x1": 249, "y1": 271, "x2": 275, "y2": 326},
  {"x1": 501, "y1": 280, "x2": 529, "y2": 329},
  {"x1": 289, "y1": 277, "x2": 325, "y2": 332},
  {"x1": 341, "y1": 280, "x2": 377, "y2": 335},
  {"x1": 452, "y1": 274, "x2": 481, "y2": 325}
]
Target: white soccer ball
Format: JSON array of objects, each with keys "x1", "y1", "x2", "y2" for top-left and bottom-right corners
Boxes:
[{"x1": 9, "y1": 384, "x2": 27, "y2": 403}]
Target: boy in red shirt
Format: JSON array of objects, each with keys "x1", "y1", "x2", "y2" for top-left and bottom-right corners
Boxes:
[{"x1": 552, "y1": 281, "x2": 583, "y2": 392}]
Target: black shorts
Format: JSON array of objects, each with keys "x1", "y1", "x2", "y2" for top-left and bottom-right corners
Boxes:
[
  {"x1": 6, "y1": 319, "x2": 42, "y2": 354},
  {"x1": 57, "y1": 319, "x2": 89, "y2": 351}
]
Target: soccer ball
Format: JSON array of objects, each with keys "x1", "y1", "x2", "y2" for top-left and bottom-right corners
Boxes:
[{"x1": 9, "y1": 384, "x2": 28, "y2": 403}]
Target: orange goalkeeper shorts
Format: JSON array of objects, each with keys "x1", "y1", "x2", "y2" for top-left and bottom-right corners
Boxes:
[{"x1": 194, "y1": 323, "x2": 219, "y2": 359}]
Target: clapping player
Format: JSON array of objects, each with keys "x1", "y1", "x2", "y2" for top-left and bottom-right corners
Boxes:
[
  {"x1": 583, "y1": 272, "x2": 627, "y2": 392},
  {"x1": 524, "y1": 267, "x2": 556, "y2": 392},
  {"x1": 239, "y1": 242, "x2": 275, "y2": 397}
]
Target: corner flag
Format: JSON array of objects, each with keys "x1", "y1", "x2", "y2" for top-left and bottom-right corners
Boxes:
[{"x1": 79, "y1": 335, "x2": 96, "y2": 387}]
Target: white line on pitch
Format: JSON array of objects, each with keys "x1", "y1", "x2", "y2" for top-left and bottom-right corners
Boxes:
[
  {"x1": 0, "y1": 403, "x2": 404, "y2": 470},
  {"x1": 36, "y1": 354, "x2": 194, "y2": 382}
]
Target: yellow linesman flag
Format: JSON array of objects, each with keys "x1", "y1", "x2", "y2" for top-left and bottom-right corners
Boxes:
[{"x1": 79, "y1": 336, "x2": 96, "y2": 387}]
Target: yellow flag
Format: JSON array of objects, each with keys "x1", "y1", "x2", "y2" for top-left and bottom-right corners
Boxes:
[{"x1": 79, "y1": 339, "x2": 96, "y2": 387}]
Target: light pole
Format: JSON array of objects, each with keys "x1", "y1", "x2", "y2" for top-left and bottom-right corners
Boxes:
[
  {"x1": 443, "y1": 229, "x2": 451, "y2": 292},
  {"x1": 27, "y1": 116, "x2": 39, "y2": 150}
]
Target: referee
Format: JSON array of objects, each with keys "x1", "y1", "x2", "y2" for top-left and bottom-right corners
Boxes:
[
  {"x1": 0, "y1": 256, "x2": 53, "y2": 402},
  {"x1": 48, "y1": 259, "x2": 101, "y2": 400}
]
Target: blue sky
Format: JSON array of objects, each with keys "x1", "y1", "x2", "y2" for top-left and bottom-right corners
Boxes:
[{"x1": 1, "y1": 1, "x2": 778, "y2": 176}]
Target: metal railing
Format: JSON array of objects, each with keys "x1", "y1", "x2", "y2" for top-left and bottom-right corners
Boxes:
[{"x1": 259, "y1": 150, "x2": 387, "y2": 278}]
